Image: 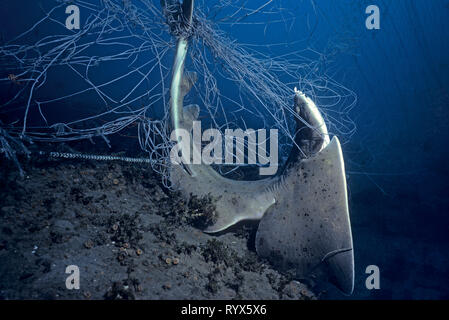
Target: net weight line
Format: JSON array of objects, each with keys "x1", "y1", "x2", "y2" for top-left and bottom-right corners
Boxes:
[{"x1": 37, "y1": 151, "x2": 155, "y2": 164}]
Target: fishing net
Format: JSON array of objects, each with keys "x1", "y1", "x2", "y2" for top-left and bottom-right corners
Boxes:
[{"x1": 0, "y1": 0, "x2": 356, "y2": 186}]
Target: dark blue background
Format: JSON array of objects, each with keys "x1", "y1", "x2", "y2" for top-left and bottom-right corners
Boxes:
[{"x1": 1, "y1": 0, "x2": 448, "y2": 299}]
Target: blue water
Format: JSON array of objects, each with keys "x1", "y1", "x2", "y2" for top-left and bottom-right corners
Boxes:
[
  {"x1": 1, "y1": 0, "x2": 448, "y2": 299},
  {"x1": 205, "y1": 0, "x2": 449, "y2": 299},
  {"x1": 289, "y1": 0, "x2": 449, "y2": 299}
]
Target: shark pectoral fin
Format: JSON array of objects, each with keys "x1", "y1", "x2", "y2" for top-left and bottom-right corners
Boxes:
[
  {"x1": 184, "y1": 104, "x2": 200, "y2": 122},
  {"x1": 179, "y1": 104, "x2": 200, "y2": 132},
  {"x1": 255, "y1": 136, "x2": 354, "y2": 294},
  {"x1": 171, "y1": 161, "x2": 277, "y2": 233},
  {"x1": 322, "y1": 247, "x2": 354, "y2": 295},
  {"x1": 203, "y1": 188, "x2": 276, "y2": 233},
  {"x1": 181, "y1": 71, "x2": 197, "y2": 97}
]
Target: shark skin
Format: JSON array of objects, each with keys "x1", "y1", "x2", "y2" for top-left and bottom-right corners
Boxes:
[
  {"x1": 166, "y1": 0, "x2": 278, "y2": 232},
  {"x1": 255, "y1": 136, "x2": 354, "y2": 295},
  {"x1": 170, "y1": 159, "x2": 278, "y2": 232},
  {"x1": 169, "y1": 84, "x2": 354, "y2": 293},
  {"x1": 163, "y1": 0, "x2": 354, "y2": 294}
]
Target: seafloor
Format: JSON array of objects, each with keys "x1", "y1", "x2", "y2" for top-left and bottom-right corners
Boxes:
[{"x1": 0, "y1": 152, "x2": 317, "y2": 300}]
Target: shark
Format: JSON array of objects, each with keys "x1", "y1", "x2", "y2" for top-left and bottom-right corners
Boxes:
[{"x1": 162, "y1": 0, "x2": 354, "y2": 294}]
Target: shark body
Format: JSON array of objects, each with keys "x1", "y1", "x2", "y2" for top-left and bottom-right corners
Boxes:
[{"x1": 163, "y1": 0, "x2": 354, "y2": 294}]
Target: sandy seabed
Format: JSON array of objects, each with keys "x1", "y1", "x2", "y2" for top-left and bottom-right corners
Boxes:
[{"x1": 0, "y1": 154, "x2": 317, "y2": 300}]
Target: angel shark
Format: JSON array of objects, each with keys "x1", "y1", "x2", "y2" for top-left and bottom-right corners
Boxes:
[{"x1": 163, "y1": 0, "x2": 354, "y2": 294}]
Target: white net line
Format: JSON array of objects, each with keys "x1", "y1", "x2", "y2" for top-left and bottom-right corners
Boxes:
[{"x1": 0, "y1": 0, "x2": 357, "y2": 185}]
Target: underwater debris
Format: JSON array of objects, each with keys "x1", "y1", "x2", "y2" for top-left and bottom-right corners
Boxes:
[
  {"x1": 282, "y1": 281, "x2": 316, "y2": 300},
  {"x1": 162, "y1": 283, "x2": 172, "y2": 290},
  {"x1": 150, "y1": 223, "x2": 177, "y2": 245},
  {"x1": 206, "y1": 267, "x2": 222, "y2": 294},
  {"x1": 201, "y1": 239, "x2": 237, "y2": 267},
  {"x1": 187, "y1": 194, "x2": 218, "y2": 229},
  {"x1": 151, "y1": 190, "x2": 217, "y2": 231},
  {"x1": 7, "y1": 74, "x2": 21, "y2": 85},
  {"x1": 0, "y1": 124, "x2": 30, "y2": 177},
  {"x1": 174, "y1": 241, "x2": 197, "y2": 255},
  {"x1": 109, "y1": 213, "x2": 143, "y2": 248},
  {"x1": 104, "y1": 281, "x2": 136, "y2": 300},
  {"x1": 84, "y1": 239, "x2": 94, "y2": 249},
  {"x1": 0, "y1": 157, "x2": 317, "y2": 299}
]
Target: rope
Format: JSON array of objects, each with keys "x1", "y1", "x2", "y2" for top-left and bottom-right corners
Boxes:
[{"x1": 38, "y1": 151, "x2": 155, "y2": 164}]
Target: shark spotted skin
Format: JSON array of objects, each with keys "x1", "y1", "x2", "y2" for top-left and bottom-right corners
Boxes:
[
  {"x1": 256, "y1": 136, "x2": 354, "y2": 295},
  {"x1": 163, "y1": 0, "x2": 354, "y2": 294}
]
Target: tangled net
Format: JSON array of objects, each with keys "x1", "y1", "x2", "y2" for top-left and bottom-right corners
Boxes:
[{"x1": 0, "y1": 0, "x2": 356, "y2": 186}]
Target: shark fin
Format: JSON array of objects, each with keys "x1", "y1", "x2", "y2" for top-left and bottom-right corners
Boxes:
[
  {"x1": 180, "y1": 71, "x2": 197, "y2": 97},
  {"x1": 255, "y1": 136, "x2": 354, "y2": 294},
  {"x1": 179, "y1": 104, "x2": 200, "y2": 132}
]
